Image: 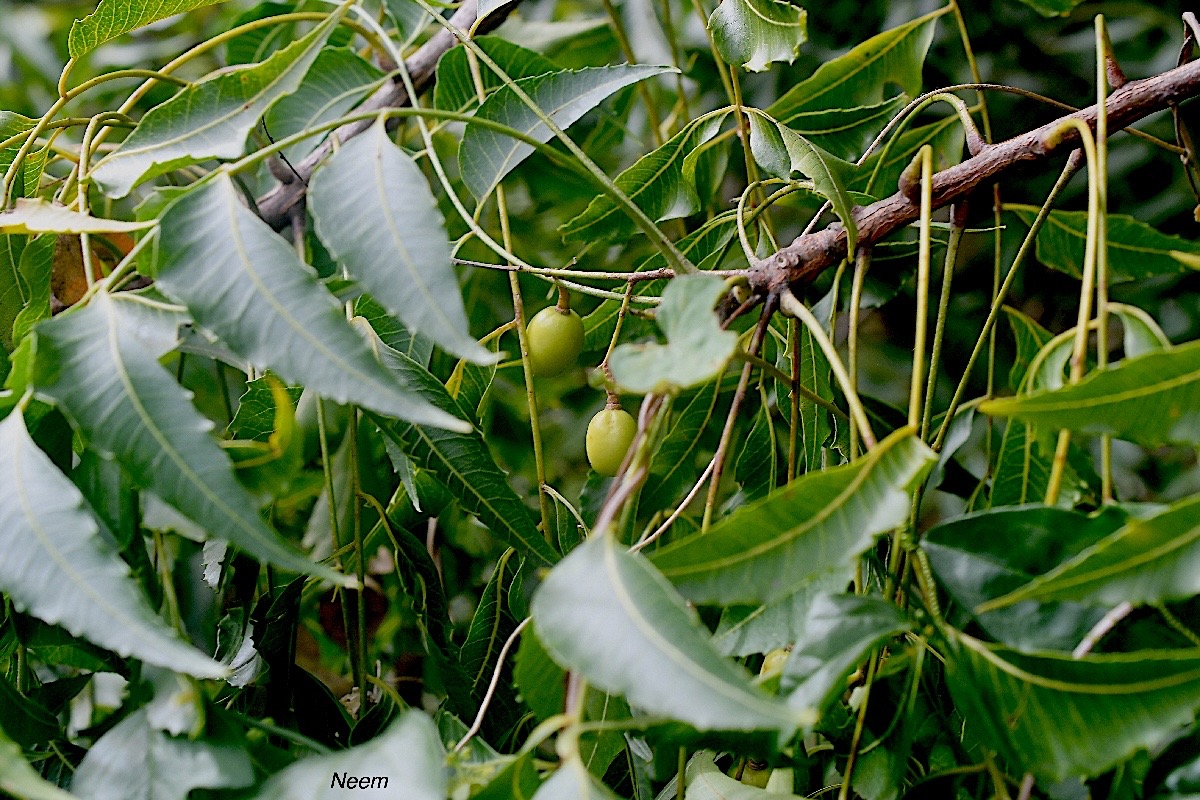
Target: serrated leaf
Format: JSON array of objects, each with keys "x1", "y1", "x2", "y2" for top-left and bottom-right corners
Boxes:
[
  {"x1": 0, "y1": 200, "x2": 154, "y2": 235},
  {"x1": 708, "y1": 0, "x2": 807, "y2": 72},
  {"x1": 1008, "y1": 205, "x2": 1200, "y2": 282},
  {"x1": 155, "y1": 174, "x2": 465, "y2": 431},
  {"x1": 784, "y1": 95, "x2": 907, "y2": 160},
  {"x1": 0, "y1": 724, "x2": 78, "y2": 800},
  {"x1": 253, "y1": 711, "x2": 446, "y2": 799},
  {"x1": 71, "y1": 709, "x2": 252, "y2": 800},
  {"x1": 68, "y1": 0, "x2": 231, "y2": 57},
  {"x1": 748, "y1": 113, "x2": 858, "y2": 253},
  {"x1": 310, "y1": 122, "x2": 493, "y2": 365},
  {"x1": 609, "y1": 274, "x2": 739, "y2": 394},
  {"x1": 532, "y1": 534, "x2": 807, "y2": 740},
  {"x1": 767, "y1": 9, "x2": 944, "y2": 125},
  {"x1": 980, "y1": 339, "x2": 1200, "y2": 447},
  {"x1": 944, "y1": 630, "x2": 1200, "y2": 783},
  {"x1": 434, "y1": 37, "x2": 558, "y2": 114},
  {"x1": 460, "y1": 64, "x2": 673, "y2": 199},
  {"x1": 562, "y1": 111, "x2": 730, "y2": 243},
  {"x1": 89, "y1": 8, "x2": 344, "y2": 197},
  {"x1": 0, "y1": 412, "x2": 226, "y2": 679},
  {"x1": 370, "y1": 342, "x2": 559, "y2": 568},
  {"x1": 652, "y1": 427, "x2": 935, "y2": 605},
  {"x1": 32, "y1": 292, "x2": 349, "y2": 586}
]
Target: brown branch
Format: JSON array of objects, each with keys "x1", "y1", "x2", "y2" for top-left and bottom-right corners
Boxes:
[
  {"x1": 750, "y1": 56, "x2": 1200, "y2": 298},
  {"x1": 255, "y1": 0, "x2": 518, "y2": 229}
]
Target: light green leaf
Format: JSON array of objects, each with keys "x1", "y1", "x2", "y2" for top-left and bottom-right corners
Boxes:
[
  {"x1": 609, "y1": 274, "x2": 739, "y2": 394},
  {"x1": 89, "y1": 7, "x2": 344, "y2": 198},
  {"x1": 0, "y1": 724, "x2": 76, "y2": 800},
  {"x1": 980, "y1": 339, "x2": 1200, "y2": 447},
  {"x1": 669, "y1": 752, "x2": 805, "y2": 799},
  {"x1": 708, "y1": 0, "x2": 807, "y2": 72},
  {"x1": 713, "y1": 572, "x2": 845, "y2": 657},
  {"x1": 32, "y1": 292, "x2": 350, "y2": 586},
  {"x1": 981, "y1": 495, "x2": 1200, "y2": 611},
  {"x1": 263, "y1": 47, "x2": 385, "y2": 165},
  {"x1": 383, "y1": 0, "x2": 428, "y2": 45},
  {"x1": 767, "y1": 8, "x2": 945, "y2": 126},
  {"x1": 11, "y1": 234, "x2": 54, "y2": 345},
  {"x1": 784, "y1": 95, "x2": 907, "y2": 160},
  {"x1": 989, "y1": 420, "x2": 1054, "y2": 508},
  {"x1": 652, "y1": 427, "x2": 935, "y2": 605},
  {"x1": 68, "y1": 0, "x2": 230, "y2": 57},
  {"x1": 459, "y1": 65, "x2": 673, "y2": 199},
  {"x1": 370, "y1": 342, "x2": 560, "y2": 568},
  {"x1": 0, "y1": 200, "x2": 154, "y2": 234},
  {"x1": 71, "y1": 709, "x2": 252, "y2": 800},
  {"x1": 253, "y1": 711, "x2": 446, "y2": 799},
  {"x1": 434, "y1": 37, "x2": 558, "y2": 115},
  {"x1": 0, "y1": 412, "x2": 226, "y2": 680},
  {"x1": 1008, "y1": 205, "x2": 1200, "y2": 282},
  {"x1": 748, "y1": 113, "x2": 858, "y2": 253},
  {"x1": 531, "y1": 756, "x2": 623, "y2": 800},
  {"x1": 944, "y1": 630, "x2": 1200, "y2": 782},
  {"x1": 532, "y1": 534, "x2": 807, "y2": 739},
  {"x1": 562, "y1": 111, "x2": 731, "y2": 243},
  {"x1": 309, "y1": 122, "x2": 494, "y2": 365},
  {"x1": 155, "y1": 174, "x2": 465, "y2": 431}
]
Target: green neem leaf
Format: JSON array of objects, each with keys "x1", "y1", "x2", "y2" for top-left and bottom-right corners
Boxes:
[
  {"x1": 309, "y1": 122, "x2": 494, "y2": 365},
  {"x1": 944, "y1": 630, "x2": 1200, "y2": 783},
  {"x1": 561, "y1": 111, "x2": 731, "y2": 243},
  {"x1": 609, "y1": 274, "x2": 739, "y2": 394},
  {"x1": 370, "y1": 343, "x2": 559, "y2": 568},
  {"x1": 850, "y1": 114, "x2": 964, "y2": 198},
  {"x1": 88, "y1": 7, "x2": 344, "y2": 198},
  {"x1": 434, "y1": 37, "x2": 558, "y2": 115},
  {"x1": 263, "y1": 47, "x2": 385, "y2": 165},
  {"x1": 666, "y1": 752, "x2": 801, "y2": 799},
  {"x1": 981, "y1": 496, "x2": 1200, "y2": 611},
  {"x1": 156, "y1": 174, "x2": 465, "y2": 431},
  {"x1": 0, "y1": 200, "x2": 155, "y2": 234},
  {"x1": 532, "y1": 534, "x2": 807, "y2": 740},
  {"x1": 0, "y1": 724, "x2": 75, "y2": 800},
  {"x1": 708, "y1": 0, "x2": 807, "y2": 72},
  {"x1": 1008, "y1": 205, "x2": 1200, "y2": 282},
  {"x1": 68, "y1": 0, "x2": 230, "y2": 57},
  {"x1": 459, "y1": 65, "x2": 673, "y2": 200},
  {"x1": 784, "y1": 95, "x2": 907, "y2": 160},
  {"x1": 748, "y1": 113, "x2": 858, "y2": 253},
  {"x1": 253, "y1": 711, "x2": 446, "y2": 799},
  {"x1": 923, "y1": 507, "x2": 1125, "y2": 651},
  {"x1": 713, "y1": 573, "x2": 846, "y2": 658},
  {"x1": 767, "y1": 8, "x2": 944, "y2": 126},
  {"x1": 530, "y1": 756, "x2": 622, "y2": 800},
  {"x1": 980, "y1": 339, "x2": 1200, "y2": 447},
  {"x1": 652, "y1": 427, "x2": 935, "y2": 605},
  {"x1": 1002, "y1": 306, "x2": 1054, "y2": 392},
  {"x1": 32, "y1": 292, "x2": 350, "y2": 587},
  {"x1": 71, "y1": 708, "x2": 253, "y2": 800},
  {"x1": 0, "y1": 412, "x2": 226, "y2": 679},
  {"x1": 988, "y1": 421, "x2": 1055, "y2": 508},
  {"x1": 1014, "y1": 0, "x2": 1086, "y2": 18},
  {"x1": 382, "y1": 0, "x2": 428, "y2": 45}
]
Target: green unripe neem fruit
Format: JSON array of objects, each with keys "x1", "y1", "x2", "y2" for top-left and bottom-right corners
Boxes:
[
  {"x1": 586, "y1": 406, "x2": 637, "y2": 477},
  {"x1": 526, "y1": 306, "x2": 584, "y2": 377}
]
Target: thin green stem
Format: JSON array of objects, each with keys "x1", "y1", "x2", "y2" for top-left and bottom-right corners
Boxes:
[
  {"x1": 847, "y1": 249, "x2": 871, "y2": 459},
  {"x1": 1095, "y1": 15, "x2": 1113, "y2": 503},
  {"x1": 922, "y1": 212, "x2": 965, "y2": 442},
  {"x1": 909, "y1": 146, "x2": 934, "y2": 430}
]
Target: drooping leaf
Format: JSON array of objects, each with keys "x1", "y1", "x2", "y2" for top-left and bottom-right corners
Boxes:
[
  {"x1": 532, "y1": 534, "x2": 806, "y2": 740},
  {"x1": 459, "y1": 65, "x2": 673, "y2": 199},
  {"x1": 531, "y1": 756, "x2": 623, "y2": 800},
  {"x1": 32, "y1": 292, "x2": 350, "y2": 586},
  {"x1": 155, "y1": 174, "x2": 465, "y2": 431},
  {"x1": 71, "y1": 709, "x2": 253, "y2": 800},
  {"x1": 784, "y1": 95, "x2": 907, "y2": 160},
  {"x1": 944, "y1": 630, "x2": 1200, "y2": 783},
  {"x1": 708, "y1": 0, "x2": 807, "y2": 72},
  {"x1": 370, "y1": 343, "x2": 559, "y2": 567},
  {"x1": 309, "y1": 121, "x2": 493, "y2": 365},
  {"x1": 643, "y1": 379, "x2": 721, "y2": 507},
  {"x1": 734, "y1": 396, "x2": 777, "y2": 501},
  {"x1": 0, "y1": 724, "x2": 78, "y2": 800},
  {"x1": 652, "y1": 427, "x2": 935, "y2": 605},
  {"x1": 0, "y1": 200, "x2": 155, "y2": 235},
  {"x1": 609, "y1": 275, "x2": 739, "y2": 394},
  {"x1": 989, "y1": 420, "x2": 1055, "y2": 507},
  {"x1": 980, "y1": 339, "x2": 1200, "y2": 447},
  {"x1": 382, "y1": 0, "x2": 428, "y2": 45},
  {"x1": 1003, "y1": 306, "x2": 1054, "y2": 391},
  {"x1": 923, "y1": 507, "x2": 1126, "y2": 651},
  {"x1": 434, "y1": 37, "x2": 558, "y2": 114},
  {"x1": 89, "y1": 7, "x2": 344, "y2": 197},
  {"x1": 767, "y1": 9, "x2": 945, "y2": 126},
  {"x1": 0, "y1": 411, "x2": 227, "y2": 679},
  {"x1": 11, "y1": 234, "x2": 54, "y2": 345},
  {"x1": 1008, "y1": 205, "x2": 1200, "y2": 282},
  {"x1": 713, "y1": 572, "x2": 846, "y2": 657},
  {"x1": 748, "y1": 113, "x2": 858, "y2": 253},
  {"x1": 68, "y1": 0, "x2": 231, "y2": 57},
  {"x1": 253, "y1": 711, "x2": 446, "y2": 799},
  {"x1": 562, "y1": 111, "x2": 731, "y2": 243}
]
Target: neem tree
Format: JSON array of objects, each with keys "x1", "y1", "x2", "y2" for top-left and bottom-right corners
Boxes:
[{"x1": 3, "y1": 0, "x2": 1200, "y2": 797}]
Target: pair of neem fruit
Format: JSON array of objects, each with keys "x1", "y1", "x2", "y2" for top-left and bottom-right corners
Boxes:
[{"x1": 526, "y1": 302, "x2": 635, "y2": 477}]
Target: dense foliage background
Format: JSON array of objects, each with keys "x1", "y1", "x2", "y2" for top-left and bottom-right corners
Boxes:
[{"x1": 3, "y1": 0, "x2": 1200, "y2": 798}]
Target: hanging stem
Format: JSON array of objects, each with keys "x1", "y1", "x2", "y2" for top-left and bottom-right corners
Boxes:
[{"x1": 909, "y1": 146, "x2": 934, "y2": 430}]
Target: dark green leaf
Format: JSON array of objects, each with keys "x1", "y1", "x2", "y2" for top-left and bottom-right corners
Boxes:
[
  {"x1": 434, "y1": 37, "x2": 558, "y2": 114},
  {"x1": 708, "y1": 0, "x2": 807, "y2": 72}
]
